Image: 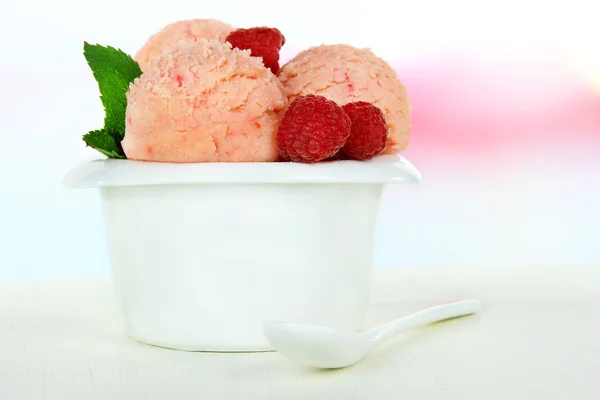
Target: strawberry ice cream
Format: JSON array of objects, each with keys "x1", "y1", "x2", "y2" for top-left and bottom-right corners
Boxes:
[
  {"x1": 134, "y1": 19, "x2": 234, "y2": 72},
  {"x1": 278, "y1": 44, "x2": 411, "y2": 153},
  {"x1": 123, "y1": 40, "x2": 288, "y2": 162}
]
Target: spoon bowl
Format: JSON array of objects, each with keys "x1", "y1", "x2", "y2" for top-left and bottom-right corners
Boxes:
[{"x1": 263, "y1": 321, "x2": 372, "y2": 369}]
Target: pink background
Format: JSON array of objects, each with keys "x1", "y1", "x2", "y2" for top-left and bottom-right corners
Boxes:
[{"x1": 0, "y1": 0, "x2": 598, "y2": 277}]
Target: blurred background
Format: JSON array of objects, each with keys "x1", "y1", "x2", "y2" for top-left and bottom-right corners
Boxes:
[{"x1": 0, "y1": 0, "x2": 598, "y2": 278}]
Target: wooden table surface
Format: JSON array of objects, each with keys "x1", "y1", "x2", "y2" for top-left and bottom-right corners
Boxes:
[{"x1": 1, "y1": 267, "x2": 598, "y2": 399}]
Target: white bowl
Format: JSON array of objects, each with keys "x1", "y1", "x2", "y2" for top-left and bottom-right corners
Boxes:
[{"x1": 64, "y1": 155, "x2": 421, "y2": 352}]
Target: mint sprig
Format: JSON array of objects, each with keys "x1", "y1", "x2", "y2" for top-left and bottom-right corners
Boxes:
[
  {"x1": 82, "y1": 42, "x2": 142, "y2": 159},
  {"x1": 83, "y1": 129, "x2": 126, "y2": 159}
]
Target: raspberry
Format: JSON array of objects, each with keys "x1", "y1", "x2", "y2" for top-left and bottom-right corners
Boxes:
[
  {"x1": 341, "y1": 101, "x2": 388, "y2": 160},
  {"x1": 277, "y1": 94, "x2": 351, "y2": 163},
  {"x1": 326, "y1": 151, "x2": 350, "y2": 161},
  {"x1": 225, "y1": 27, "x2": 285, "y2": 74}
]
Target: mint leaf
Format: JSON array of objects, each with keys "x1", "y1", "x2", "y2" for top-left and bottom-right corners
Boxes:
[
  {"x1": 83, "y1": 129, "x2": 126, "y2": 159},
  {"x1": 83, "y1": 42, "x2": 142, "y2": 139}
]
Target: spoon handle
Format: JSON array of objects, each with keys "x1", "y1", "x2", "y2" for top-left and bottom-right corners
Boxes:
[{"x1": 365, "y1": 299, "x2": 481, "y2": 344}]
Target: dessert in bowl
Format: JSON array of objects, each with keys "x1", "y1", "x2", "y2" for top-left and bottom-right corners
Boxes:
[{"x1": 64, "y1": 19, "x2": 421, "y2": 351}]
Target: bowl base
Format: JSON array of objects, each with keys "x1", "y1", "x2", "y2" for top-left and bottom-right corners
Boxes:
[{"x1": 126, "y1": 333, "x2": 277, "y2": 353}]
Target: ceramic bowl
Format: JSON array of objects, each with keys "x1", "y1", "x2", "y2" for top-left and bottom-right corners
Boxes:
[{"x1": 63, "y1": 155, "x2": 421, "y2": 351}]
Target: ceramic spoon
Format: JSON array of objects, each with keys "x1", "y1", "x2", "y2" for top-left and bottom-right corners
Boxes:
[{"x1": 263, "y1": 299, "x2": 481, "y2": 369}]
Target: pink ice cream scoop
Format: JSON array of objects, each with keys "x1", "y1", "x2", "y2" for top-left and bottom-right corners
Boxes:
[
  {"x1": 134, "y1": 19, "x2": 234, "y2": 72},
  {"x1": 123, "y1": 40, "x2": 288, "y2": 163},
  {"x1": 278, "y1": 44, "x2": 411, "y2": 153}
]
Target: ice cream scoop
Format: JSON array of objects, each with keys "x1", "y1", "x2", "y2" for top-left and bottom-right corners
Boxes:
[
  {"x1": 278, "y1": 44, "x2": 411, "y2": 154},
  {"x1": 263, "y1": 299, "x2": 481, "y2": 369},
  {"x1": 123, "y1": 40, "x2": 288, "y2": 162},
  {"x1": 135, "y1": 19, "x2": 234, "y2": 72}
]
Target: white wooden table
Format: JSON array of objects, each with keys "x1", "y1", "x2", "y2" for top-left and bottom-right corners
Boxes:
[{"x1": 1, "y1": 267, "x2": 599, "y2": 399}]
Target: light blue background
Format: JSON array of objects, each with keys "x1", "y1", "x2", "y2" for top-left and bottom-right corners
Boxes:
[{"x1": 1, "y1": 0, "x2": 599, "y2": 279}]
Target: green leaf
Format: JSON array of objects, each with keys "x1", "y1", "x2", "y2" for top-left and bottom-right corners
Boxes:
[
  {"x1": 82, "y1": 129, "x2": 126, "y2": 159},
  {"x1": 83, "y1": 42, "x2": 142, "y2": 139}
]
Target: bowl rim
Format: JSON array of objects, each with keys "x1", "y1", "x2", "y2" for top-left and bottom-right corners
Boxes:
[{"x1": 63, "y1": 154, "x2": 422, "y2": 188}]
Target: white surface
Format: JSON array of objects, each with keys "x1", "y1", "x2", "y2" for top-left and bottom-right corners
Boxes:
[
  {"x1": 63, "y1": 155, "x2": 422, "y2": 187},
  {"x1": 100, "y1": 182, "x2": 387, "y2": 350},
  {"x1": 263, "y1": 299, "x2": 481, "y2": 369},
  {"x1": 1, "y1": 267, "x2": 599, "y2": 399}
]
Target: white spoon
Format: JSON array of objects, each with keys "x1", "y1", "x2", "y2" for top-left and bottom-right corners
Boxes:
[{"x1": 263, "y1": 299, "x2": 481, "y2": 369}]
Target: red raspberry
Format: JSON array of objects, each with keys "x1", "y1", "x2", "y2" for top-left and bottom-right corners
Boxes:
[
  {"x1": 277, "y1": 95, "x2": 351, "y2": 163},
  {"x1": 326, "y1": 151, "x2": 350, "y2": 161},
  {"x1": 225, "y1": 27, "x2": 285, "y2": 74},
  {"x1": 341, "y1": 101, "x2": 388, "y2": 160}
]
